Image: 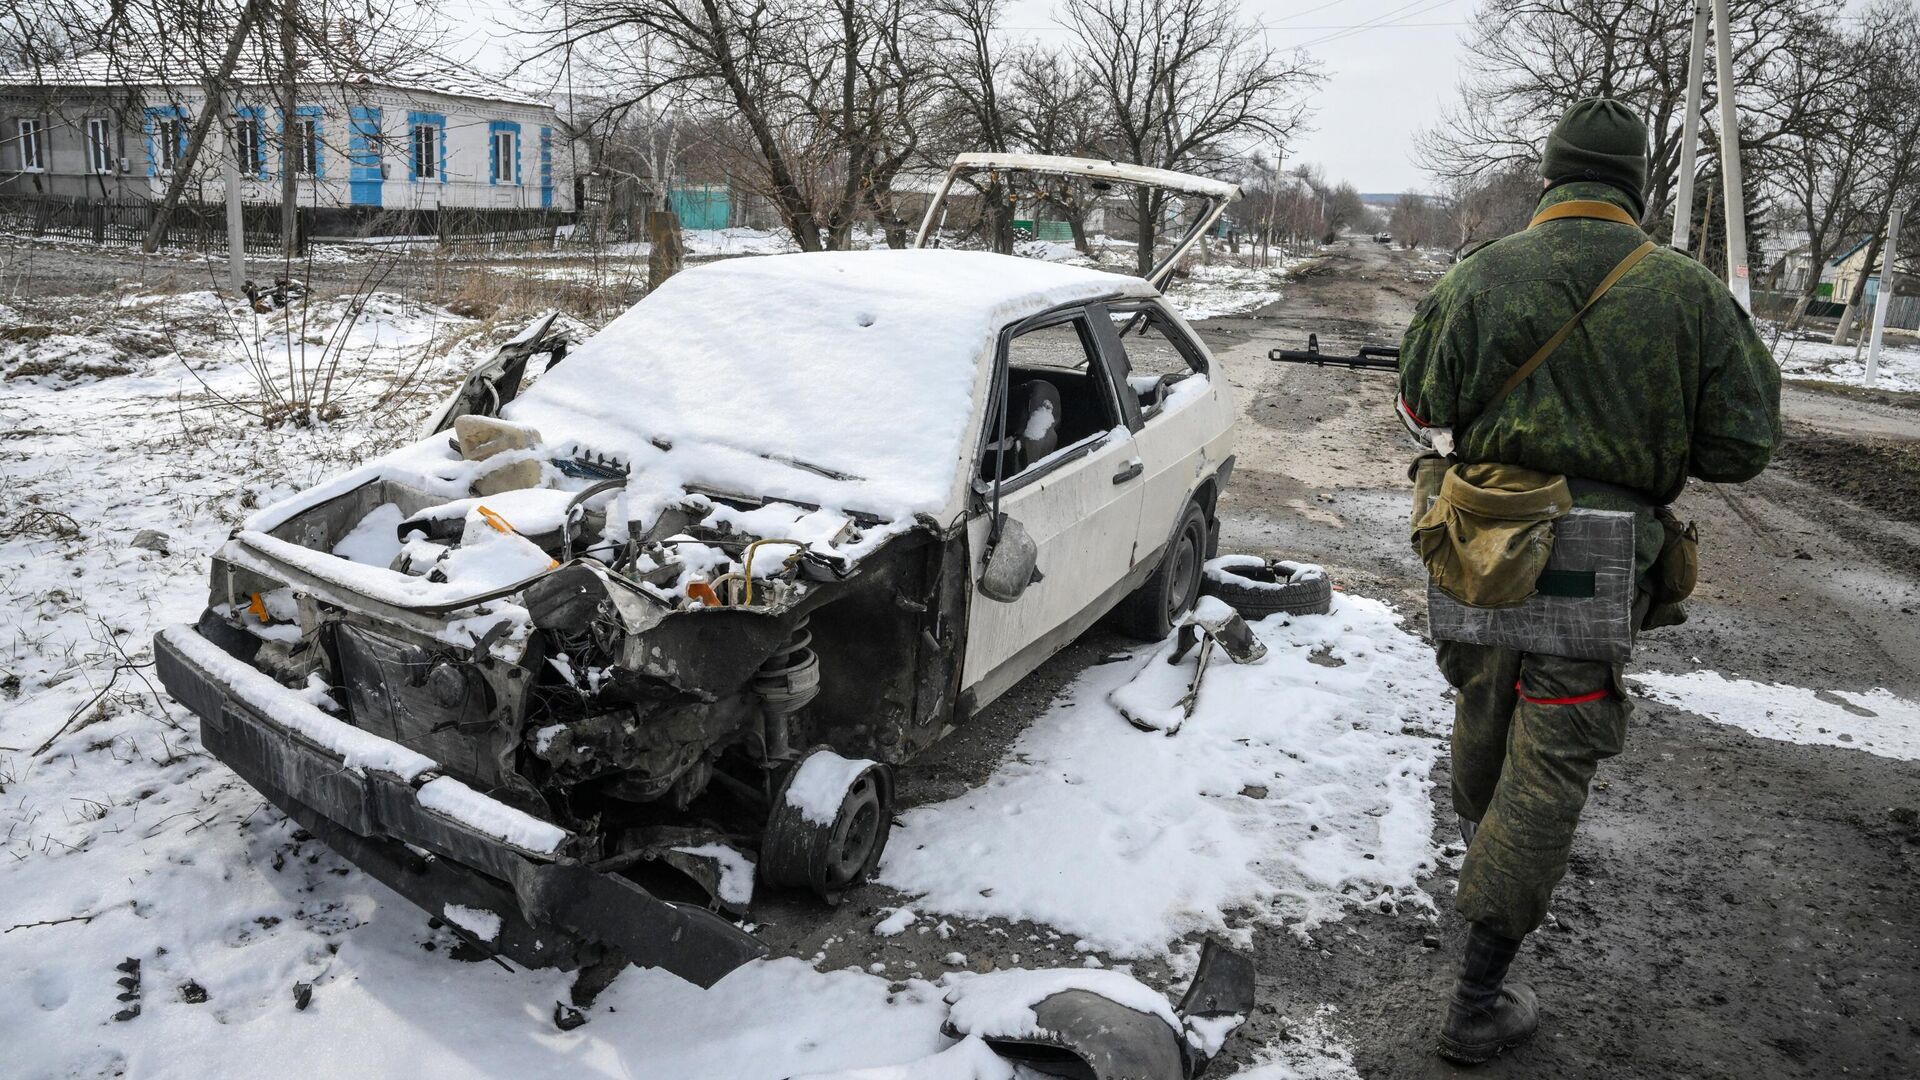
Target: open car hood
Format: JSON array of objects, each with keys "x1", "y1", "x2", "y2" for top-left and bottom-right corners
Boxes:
[{"x1": 913, "y1": 153, "x2": 1243, "y2": 289}]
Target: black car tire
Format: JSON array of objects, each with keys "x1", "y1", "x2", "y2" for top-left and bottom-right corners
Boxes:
[
  {"x1": 1201, "y1": 557, "x2": 1333, "y2": 618},
  {"x1": 1114, "y1": 502, "x2": 1209, "y2": 641}
]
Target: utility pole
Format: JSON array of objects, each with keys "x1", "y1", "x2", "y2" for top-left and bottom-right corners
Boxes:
[
  {"x1": 278, "y1": 0, "x2": 299, "y2": 258},
  {"x1": 1263, "y1": 146, "x2": 1280, "y2": 265},
  {"x1": 1865, "y1": 207, "x2": 1905, "y2": 386},
  {"x1": 1671, "y1": 0, "x2": 1709, "y2": 251},
  {"x1": 1710, "y1": 0, "x2": 1751, "y2": 311},
  {"x1": 220, "y1": 99, "x2": 247, "y2": 292}
]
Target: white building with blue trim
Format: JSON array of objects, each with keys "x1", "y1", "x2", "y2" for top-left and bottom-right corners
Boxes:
[{"x1": 0, "y1": 51, "x2": 577, "y2": 232}]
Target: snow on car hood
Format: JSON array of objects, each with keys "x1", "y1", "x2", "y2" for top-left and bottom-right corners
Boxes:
[{"x1": 504, "y1": 249, "x2": 1150, "y2": 523}]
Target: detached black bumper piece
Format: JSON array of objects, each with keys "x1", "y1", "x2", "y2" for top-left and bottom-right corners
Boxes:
[{"x1": 154, "y1": 621, "x2": 767, "y2": 986}]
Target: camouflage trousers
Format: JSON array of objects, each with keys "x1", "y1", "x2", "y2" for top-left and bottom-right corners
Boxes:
[{"x1": 1435, "y1": 624, "x2": 1640, "y2": 940}]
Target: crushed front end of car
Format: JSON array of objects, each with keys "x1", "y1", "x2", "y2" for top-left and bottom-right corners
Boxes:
[{"x1": 156, "y1": 313, "x2": 973, "y2": 983}]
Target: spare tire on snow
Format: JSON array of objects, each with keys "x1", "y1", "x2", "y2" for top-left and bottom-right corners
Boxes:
[{"x1": 1201, "y1": 556, "x2": 1333, "y2": 618}]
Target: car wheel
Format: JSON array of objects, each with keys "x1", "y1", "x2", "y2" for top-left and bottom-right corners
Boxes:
[
  {"x1": 1201, "y1": 556, "x2": 1333, "y2": 618},
  {"x1": 1114, "y1": 502, "x2": 1209, "y2": 641},
  {"x1": 759, "y1": 748, "x2": 894, "y2": 903}
]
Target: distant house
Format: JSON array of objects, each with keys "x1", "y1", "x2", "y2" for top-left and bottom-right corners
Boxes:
[
  {"x1": 0, "y1": 49, "x2": 577, "y2": 235},
  {"x1": 1827, "y1": 235, "x2": 1919, "y2": 305}
]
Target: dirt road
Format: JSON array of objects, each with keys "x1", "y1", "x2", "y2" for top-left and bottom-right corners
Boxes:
[{"x1": 1194, "y1": 239, "x2": 1920, "y2": 1078}]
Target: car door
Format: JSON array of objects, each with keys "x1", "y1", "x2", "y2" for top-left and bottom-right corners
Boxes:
[
  {"x1": 960, "y1": 308, "x2": 1146, "y2": 705},
  {"x1": 1098, "y1": 299, "x2": 1227, "y2": 563}
]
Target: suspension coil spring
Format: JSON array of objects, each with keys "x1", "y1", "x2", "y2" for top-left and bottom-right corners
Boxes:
[{"x1": 753, "y1": 615, "x2": 820, "y2": 760}]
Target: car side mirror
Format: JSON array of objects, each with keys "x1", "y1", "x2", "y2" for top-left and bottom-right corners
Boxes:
[{"x1": 979, "y1": 514, "x2": 1041, "y2": 603}]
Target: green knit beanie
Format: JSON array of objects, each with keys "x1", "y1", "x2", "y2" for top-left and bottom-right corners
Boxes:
[{"x1": 1541, "y1": 98, "x2": 1649, "y2": 211}]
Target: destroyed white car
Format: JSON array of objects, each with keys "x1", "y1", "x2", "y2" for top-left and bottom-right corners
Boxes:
[{"x1": 155, "y1": 159, "x2": 1241, "y2": 987}]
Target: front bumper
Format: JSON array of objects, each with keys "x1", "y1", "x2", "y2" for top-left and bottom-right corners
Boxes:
[{"x1": 154, "y1": 619, "x2": 767, "y2": 986}]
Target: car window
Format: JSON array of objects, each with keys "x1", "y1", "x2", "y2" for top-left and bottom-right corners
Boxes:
[
  {"x1": 1007, "y1": 319, "x2": 1095, "y2": 373},
  {"x1": 982, "y1": 314, "x2": 1122, "y2": 484},
  {"x1": 1108, "y1": 306, "x2": 1206, "y2": 379},
  {"x1": 1107, "y1": 305, "x2": 1206, "y2": 420}
]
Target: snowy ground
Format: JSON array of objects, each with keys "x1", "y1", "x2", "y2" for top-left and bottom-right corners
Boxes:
[
  {"x1": 1, "y1": 272, "x2": 1385, "y2": 1078},
  {"x1": 1767, "y1": 323, "x2": 1920, "y2": 393},
  {"x1": 1632, "y1": 671, "x2": 1920, "y2": 761}
]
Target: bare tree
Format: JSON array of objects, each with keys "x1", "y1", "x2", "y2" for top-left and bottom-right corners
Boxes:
[
  {"x1": 1062, "y1": 0, "x2": 1319, "y2": 276},
  {"x1": 1765, "y1": 23, "x2": 1876, "y2": 328},
  {"x1": 1417, "y1": 0, "x2": 1836, "y2": 232},
  {"x1": 1830, "y1": 0, "x2": 1920, "y2": 344},
  {"x1": 1009, "y1": 49, "x2": 1112, "y2": 254}
]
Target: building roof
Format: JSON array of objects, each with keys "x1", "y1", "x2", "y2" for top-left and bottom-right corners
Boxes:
[{"x1": 0, "y1": 49, "x2": 555, "y2": 110}]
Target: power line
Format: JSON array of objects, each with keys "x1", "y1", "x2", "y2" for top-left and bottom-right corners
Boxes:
[{"x1": 1293, "y1": 0, "x2": 1465, "y2": 49}]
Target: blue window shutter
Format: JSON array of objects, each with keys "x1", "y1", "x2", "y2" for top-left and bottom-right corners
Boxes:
[{"x1": 540, "y1": 126, "x2": 553, "y2": 209}]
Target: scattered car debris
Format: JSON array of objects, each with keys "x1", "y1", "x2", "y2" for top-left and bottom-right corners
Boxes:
[
  {"x1": 553, "y1": 1002, "x2": 588, "y2": 1031},
  {"x1": 179, "y1": 979, "x2": 208, "y2": 1004},
  {"x1": 1200, "y1": 556, "x2": 1333, "y2": 617},
  {"x1": 130, "y1": 529, "x2": 171, "y2": 554},
  {"x1": 292, "y1": 981, "x2": 313, "y2": 1011},
  {"x1": 942, "y1": 939, "x2": 1255, "y2": 1080},
  {"x1": 1110, "y1": 596, "x2": 1267, "y2": 735}
]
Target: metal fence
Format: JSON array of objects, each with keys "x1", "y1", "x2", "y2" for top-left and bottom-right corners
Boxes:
[
  {"x1": 0, "y1": 193, "x2": 297, "y2": 253},
  {"x1": 0, "y1": 194, "x2": 579, "y2": 255},
  {"x1": 1752, "y1": 289, "x2": 1920, "y2": 330},
  {"x1": 1886, "y1": 294, "x2": 1920, "y2": 331}
]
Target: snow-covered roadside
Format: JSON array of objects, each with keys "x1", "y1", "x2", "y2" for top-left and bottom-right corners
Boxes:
[
  {"x1": 1632, "y1": 671, "x2": 1920, "y2": 761},
  {"x1": 1767, "y1": 326, "x2": 1920, "y2": 393},
  {"x1": 881, "y1": 596, "x2": 1453, "y2": 958},
  {"x1": 2, "y1": 277, "x2": 1422, "y2": 1077}
]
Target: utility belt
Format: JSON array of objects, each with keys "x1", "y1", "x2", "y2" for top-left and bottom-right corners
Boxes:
[
  {"x1": 1409, "y1": 201, "x2": 1697, "y2": 662},
  {"x1": 1411, "y1": 459, "x2": 1697, "y2": 658}
]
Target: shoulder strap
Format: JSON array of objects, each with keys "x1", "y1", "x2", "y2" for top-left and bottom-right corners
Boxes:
[
  {"x1": 1480, "y1": 239, "x2": 1659, "y2": 416},
  {"x1": 1529, "y1": 200, "x2": 1640, "y2": 228}
]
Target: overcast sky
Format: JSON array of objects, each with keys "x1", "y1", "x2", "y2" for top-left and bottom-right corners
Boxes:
[{"x1": 440, "y1": 0, "x2": 1473, "y2": 195}]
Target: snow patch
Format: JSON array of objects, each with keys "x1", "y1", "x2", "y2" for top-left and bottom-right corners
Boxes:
[
  {"x1": 331, "y1": 501, "x2": 406, "y2": 566},
  {"x1": 1204, "y1": 555, "x2": 1327, "y2": 591},
  {"x1": 416, "y1": 776, "x2": 568, "y2": 854},
  {"x1": 787, "y1": 751, "x2": 878, "y2": 827},
  {"x1": 1220, "y1": 1006, "x2": 1361, "y2": 1079},
  {"x1": 792, "y1": 1035, "x2": 1015, "y2": 1080},
  {"x1": 874, "y1": 907, "x2": 919, "y2": 936},
  {"x1": 879, "y1": 595, "x2": 1450, "y2": 956},
  {"x1": 672, "y1": 843, "x2": 758, "y2": 907},
  {"x1": 442, "y1": 903, "x2": 503, "y2": 942},
  {"x1": 1633, "y1": 670, "x2": 1920, "y2": 761},
  {"x1": 942, "y1": 967, "x2": 1181, "y2": 1041}
]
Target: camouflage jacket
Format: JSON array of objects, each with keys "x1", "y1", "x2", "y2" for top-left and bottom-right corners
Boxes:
[{"x1": 1399, "y1": 182, "x2": 1781, "y2": 513}]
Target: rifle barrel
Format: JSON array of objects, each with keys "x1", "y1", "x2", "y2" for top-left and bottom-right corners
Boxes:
[{"x1": 1267, "y1": 348, "x2": 1399, "y2": 371}]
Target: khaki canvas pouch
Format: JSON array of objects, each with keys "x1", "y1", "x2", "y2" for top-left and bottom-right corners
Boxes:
[
  {"x1": 1409, "y1": 454, "x2": 1450, "y2": 526},
  {"x1": 1414, "y1": 462, "x2": 1573, "y2": 608},
  {"x1": 1649, "y1": 505, "x2": 1699, "y2": 604}
]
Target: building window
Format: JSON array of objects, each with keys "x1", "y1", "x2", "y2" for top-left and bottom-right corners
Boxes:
[
  {"x1": 17, "y1": 117, "x2": 44, "y2": 170},
  {"x1": 491, "y1": 129, "x2": 515, "y2": 183},
  {"x1": 411, "y1": 122, "x2": 437, "y2": 180},
  {"x1": 156, "y1": 118, "x2": 183, "y2": 171},
  {"x1": 87, "y1": 117, "x2": 112, "y2": 173},
  {"x1": 234, "y1": 114, "x2": 263, "y2": 176},
  {"x1": 290, "y1": 115, "x2": 319, "y2": 176}
]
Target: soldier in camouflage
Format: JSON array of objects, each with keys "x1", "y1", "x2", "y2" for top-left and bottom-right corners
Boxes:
[{"x1": 1396, "y1": 98, "x2": 1780, "y2": 1064}]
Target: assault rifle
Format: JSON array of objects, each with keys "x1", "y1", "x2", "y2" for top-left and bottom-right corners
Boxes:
[{"x1": 1268, "y1": 333, "x2": 1399, "y2": 371}]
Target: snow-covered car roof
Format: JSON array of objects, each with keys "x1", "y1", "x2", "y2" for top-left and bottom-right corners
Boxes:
[{"x1": 505, "y1": 249, "x2": 1153, "y2": 523}]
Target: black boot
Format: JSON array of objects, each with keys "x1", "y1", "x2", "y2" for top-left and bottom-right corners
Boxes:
[{"x1": 1437, "y1": 922, "x2": 1539, "y2": 1065}]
